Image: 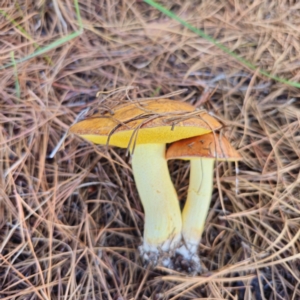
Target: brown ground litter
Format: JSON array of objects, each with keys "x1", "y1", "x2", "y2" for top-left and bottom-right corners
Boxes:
[{"x1": 1, "y1": 1, "x2": 300, "y2": 299}]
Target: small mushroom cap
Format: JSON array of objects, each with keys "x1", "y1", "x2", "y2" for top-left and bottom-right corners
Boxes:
[
  {"x1": 166, "y1": 133, "x2": 242, "y2": 161},
  {"x1": 69, "y1": 99, "x2": 222, "y2": 148}
]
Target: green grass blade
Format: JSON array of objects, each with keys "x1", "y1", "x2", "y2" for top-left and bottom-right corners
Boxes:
[
  {"x1": 0, "y1": 10, "x2": 53, "y2": 65},
  {"x1": 74, "y1": 0, "x2": 83, "y2": 29},
  {"x1": 144, "y1": 0, "x2": 300, "y2": 89},
  {"x1": 10, "y1": 51, "x2": 20, "y2": 99},
  {"x1": 0, "y1": 0, "x2": 83, "y2": 70},
  {"x1": 0, "y1": 31, "x2": 82, "y2": 70}
]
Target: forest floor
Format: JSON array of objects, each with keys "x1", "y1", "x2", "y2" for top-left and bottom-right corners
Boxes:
[{"x1": 1, "y1": 1, "x2": 300, "y2": 299}]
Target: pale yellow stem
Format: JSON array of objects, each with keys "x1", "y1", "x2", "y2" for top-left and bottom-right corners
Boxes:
[
  {"x1": 131, "y1": 143, "x2": 182, "y2": 253},
  {"x1": 182, "y1": 158, "x2": 214, "y2": 253}
]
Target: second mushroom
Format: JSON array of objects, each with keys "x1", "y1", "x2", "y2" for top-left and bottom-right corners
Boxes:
[{"x1": 166, "y1": 132, "x2": 241, "y2": 265}]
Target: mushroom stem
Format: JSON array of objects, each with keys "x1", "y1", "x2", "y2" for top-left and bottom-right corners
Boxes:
[
  {"x1": 131, "y1": 143, "x2": 182, "y2": 253},
  {"x1": 181, "y1": 158, "x2": 214, "y2": 254}
]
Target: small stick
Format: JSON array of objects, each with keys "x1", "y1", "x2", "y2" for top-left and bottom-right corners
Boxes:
[{"x1": 48, "y1": 108, "x2": 89, "y2": 158}]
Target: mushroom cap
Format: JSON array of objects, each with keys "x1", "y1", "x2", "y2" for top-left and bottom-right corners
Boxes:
[
  {"x1": 166, "y1": 133, "x2": 242, "y2": 161},
  {"x1": 69, "y1": 99, "x2": 222, "y2": 148}
]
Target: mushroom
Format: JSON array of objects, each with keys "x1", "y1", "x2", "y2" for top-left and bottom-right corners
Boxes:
[
  {"x1": 166, "y1": 132, "x2": 241, "y2": 267},
  {"x1": 69, "y1": 99, "x2": 222, "y2": 265}
]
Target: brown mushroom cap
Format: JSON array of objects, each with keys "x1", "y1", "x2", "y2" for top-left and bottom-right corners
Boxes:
[
  {"x1": 69, "y1": 99, "x2": 222, "y2": 148},
  {"x1": 166, "y1": 133, "x2": 241, "y2": 161}
]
